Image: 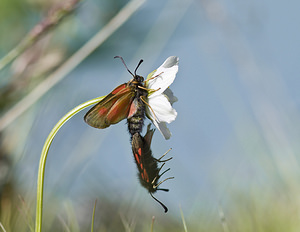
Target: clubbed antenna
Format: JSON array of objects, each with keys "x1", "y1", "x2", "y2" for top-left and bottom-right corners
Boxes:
[
  {"x1": 114, "y1": 56, "x2": 143, "y2": 77},
  {"x1": 114, "y1": 56, "x2": 134, "y2": 77},
  {"x1": 134, "y1": 59, "x2": 143, "y2": 76},
  {"x1": 150, "y1": 192, "x2": 168, "y2": 213}
]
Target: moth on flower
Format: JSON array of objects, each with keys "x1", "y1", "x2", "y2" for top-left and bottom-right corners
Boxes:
[
  {"x1": 84, "y1": 56, "x2": 178, "y2": 212},
  {"x1": 84, "y1": 56, "x2": 179, "y2": 139}
]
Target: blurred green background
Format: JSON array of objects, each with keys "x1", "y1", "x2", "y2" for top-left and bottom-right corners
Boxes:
[{"x1": 1, "y1": 0, "x2": 300, "y2": 231}]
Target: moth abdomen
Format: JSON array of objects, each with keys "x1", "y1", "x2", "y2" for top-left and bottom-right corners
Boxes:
[{"x1": 127, "y1": 89, "x2": 147, "y2": 137}]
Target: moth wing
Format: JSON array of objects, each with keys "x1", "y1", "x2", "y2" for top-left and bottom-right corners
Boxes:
[
  {"x1": 106, "y1": 92, "x2": 135, "y2": 124},
  {"x1": 143, "y1": 124, "x2": 155, "y2": 147},
  {"x1": 131, "y1": 133, "x2": 143, "y2": 170},
  {"x1": 84, "y1": 83, "x2": 134, "y2": 129},
  {"x1": 131, "y1": 133, "x2": 150, "y2": 184}
]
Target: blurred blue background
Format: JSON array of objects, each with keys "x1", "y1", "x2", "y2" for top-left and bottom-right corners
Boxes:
[{"x1": 1, "y1": 0, "x2": 300, "y2": 230}]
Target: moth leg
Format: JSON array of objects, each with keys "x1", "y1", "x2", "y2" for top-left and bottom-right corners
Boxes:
[
  {"x1": 152, "y1": 163, "x2": 174, "y2": 189},
  {"x1": 154, "y1": 176, "x2": 174, "y2": 190},
  {"x1": 155, "y1": 148, "x2": 173, "y2": 162},
  {"x1": 140, "y1": 96, "x2": 159, "y2": 122},
  {"x1": 146, "y1": 72, "x2": 164, "y2": 82},
  {"x1": 137, "y1": 85, "x2": 161, "y2": 94}
]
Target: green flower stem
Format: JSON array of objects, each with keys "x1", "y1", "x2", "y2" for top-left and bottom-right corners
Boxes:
[{"x1": 35, "y1": 96, "x2": 104, "y2": 232}]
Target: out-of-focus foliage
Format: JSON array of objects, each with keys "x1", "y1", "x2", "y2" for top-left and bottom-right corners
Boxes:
[
  {"x1": 0, "y1": 0, "x2": 34, "y2": 50},
  {"x1": 1, "y1": 0, "x2": 300, "y2": 231}
]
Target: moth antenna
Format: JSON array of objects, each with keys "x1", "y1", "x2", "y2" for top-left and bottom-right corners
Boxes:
[
  {"x1": 150, "y1": 192, "x2": 168, "y2": 213},
  {"x1": 114, "y1": 56, "x2": 134, "y2": 77},
  {"x1": 134, "y1": 59, "x2": 143, "y2": 76}
]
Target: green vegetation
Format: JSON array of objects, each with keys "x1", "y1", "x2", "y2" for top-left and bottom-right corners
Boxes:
[{"x1": 1, "y1": 0, "x2": 299, "y2": 231}]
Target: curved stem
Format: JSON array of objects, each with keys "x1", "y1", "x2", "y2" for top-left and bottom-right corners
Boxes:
[{"x1": 35, "y1": 96, "x2": 104, "y2": 232}]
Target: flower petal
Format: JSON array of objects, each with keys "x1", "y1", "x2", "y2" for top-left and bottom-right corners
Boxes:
[
  {"x1": 148, "y1": 94, "x2": 177, "y2": 123},
  {"x1": 146, "y1": 94, "x2": 177, "y2": 139},
  {"x1": 147, "y1": 56, "x2": 179, "y2": 97},
  {"x1": 163, "y1": 88, "x2": 178, "y2": 105},
  {"x1": 152, "y1": 121, "x2": 172, "y2": 140}
]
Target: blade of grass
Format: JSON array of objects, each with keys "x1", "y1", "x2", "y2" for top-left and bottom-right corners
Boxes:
[
  {"x1": 150, "y1": 216, "x2": 155, "y2": 232},
  {"x1": 0, "y1": 0, "x2": 82, "y2": 71},
  {"x1": 219, "y1": 205, "x2": 230, "y2": 232},
  {"x1": 18, "y1": 196, "x2": 34, "y2": 232},
  {"x1": 0, "y1": 0, "x2": 145, "y2": 132},
  {"x1": 179, "y1": 205, "x2": 188, "y2": 232},
  {"x1": 35, "y1": 96, "x2": 104, "y2": 232},
  {"x1": 119, "y1": 213, "x2": 133, "y2": 232},
  {"x1": 0, "y1": 222, "x2": 7, "y2": 232},
  {"x1": 91, "y1": 199, "x2": 97, "y2": 232},
  {"x1": 58, "y1": 216, "x2": 71, "y2": 232},
  {"x1": 63, "y1": 201, "x2": 80, "y2": 232}
]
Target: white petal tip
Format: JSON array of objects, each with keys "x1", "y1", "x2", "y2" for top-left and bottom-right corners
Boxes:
[{"x1": 163, "y1": 56, "x2": 179, "y2": 68}]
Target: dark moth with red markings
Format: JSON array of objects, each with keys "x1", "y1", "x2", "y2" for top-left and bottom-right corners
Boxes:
[
  {"x1": 84, "y1": 56, "x2": 179, "y2": 212},
  {"x1": 131, "y1": 124, "x2": 173, "y2": 213},
  {"x1": 84, "y1": 56, "x2": 147, "y2": 137},
  {"x1": 84, "y1": 56, "x2": 179, "y2": 139}
]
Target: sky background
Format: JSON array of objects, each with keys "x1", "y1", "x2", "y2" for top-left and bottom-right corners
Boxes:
[{"x1": 1, "y1": 0, "x2": 300, "y2": 226}]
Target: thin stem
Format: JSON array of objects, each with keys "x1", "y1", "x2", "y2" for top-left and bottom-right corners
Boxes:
[
  {"x1": 179, "y1": 206, "x2": 188, "y2": 232},
  {"x1": 0, "y1": 222, "x2": 7, "y2": 232},
  {"x1": 35, "y1": 96, "x2": 104, "y2": 232},
  {"x1": 91, "y1": 199, "x2": 97, "y2": 232}
]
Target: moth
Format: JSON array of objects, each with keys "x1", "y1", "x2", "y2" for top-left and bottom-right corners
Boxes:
[
  {"x1": 85, "y1": 56, "x2": 148, "y2": 138},
  {"x1": 84, "y1": 56, "x2": 178, "y2": 212},
  {"x1": 131, "y1": 124, "x2": 173, "y2": 213},
  {"x1": 84, "y1": 56, "x2": 179, "y2": 140}
]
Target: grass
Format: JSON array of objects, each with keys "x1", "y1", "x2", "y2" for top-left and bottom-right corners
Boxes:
[
  {"x1": 1, "y1": 173, "x2": 300, "y2": 231},
  {"x1": 35, "y1": 96, "x2": 104, "y2": 232},
  {"x1": 1, "y1": 0, "x2": 299, "y2": 231}
]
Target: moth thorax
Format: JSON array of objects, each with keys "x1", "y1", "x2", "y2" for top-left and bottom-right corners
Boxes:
[{"x1": 134, "y1": 75, "x2": 144, "y2": 82}]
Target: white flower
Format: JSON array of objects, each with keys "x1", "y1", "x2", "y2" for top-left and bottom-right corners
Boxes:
[{"x1": 145, "y1": 56, "x2": 179, "y2": 140}]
